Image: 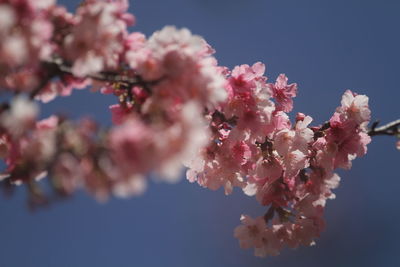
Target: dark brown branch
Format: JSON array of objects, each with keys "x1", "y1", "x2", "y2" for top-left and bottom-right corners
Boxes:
[
  {"x1": 264, "y1": 206, "x2": 275, "y2": 223},
  {"x1": 29, "y1": 61, "x2": 62, "y2": 99},
  {"x1": 368, "y1": 119, "x2": 400, "y2": 137},
  {"x1": 29, "y1": 57, "x2": 161, "y2": 99},
  {"x1": 49, "y1": 57, "x2": 160, "y2": 87}
]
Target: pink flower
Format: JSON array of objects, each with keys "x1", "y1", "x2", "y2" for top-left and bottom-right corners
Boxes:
[
  {"x1": 127, "y1": 26, "x2": 227, "y2": 108},
  {"x1": 232, "y1": 141, "x2": 252, "y2": 165},
  {"x1": 109, "y1": 118, "x2": 154, "y2": 175},
  {"x1": 36, "y1": 115, "x2": 58, "y2": 130},
  {"x1": 313, "y1": 137, "x2": 336, "y2": 173},
  {"x1": 269, "y1": 74, "x2": 297, "y2": 112},
  {"x1": 332, "y1": 131, "x2": 371, "y2": 169},
  {"x1": 223, "y1": 63, "x2": 275, "y2": 138},
  {"x1": 0, "y1": 0, "x2": 54, "y2": 93},
  {"x1": 35, "y1": 76, "x2": 89, "y2": 103},
  {"x1": 234, "y1": 215, "x2": 267, "y2": 249},
  {"x1": 229, "y1": 62, "x2": 266, "y2": 94},
  {"x1": 109, "y1": 104, "x2": 133, "y2": 125},
  {"x1": 339, "y1": 90, "x2": 370, "y2": 125},
  {"x1": 51, "y1": 153, "x2": 82, "y2": 195},
  {"x1": 251, "y1": 157, "x2": 283, "y2": 185},
  {"x1": 63, "y1": 0, "x2": 132, "y2": 76},
  {"x1": 254, "y1": 228, "x2": 282, "y2": 257},
  {"x1": 155, "y1": 101, "x2": 209, "y2": 181},
  {"x1": 124, "y1": 32, "x2": 146, "y2": 51}
]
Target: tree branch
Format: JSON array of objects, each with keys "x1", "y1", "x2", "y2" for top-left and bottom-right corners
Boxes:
[
  {"x1": 368, "y1": 119, "x2": 400, "y2": 137},
  {"x1": 29, "y1": 61, "x2": 61, "y2": 99},
  {"x1": 49, "y1": 57, "x2": 160, "y2": 88},
  {"x1": 28, "y1": 57, "x2": 161, "y2": 99}
]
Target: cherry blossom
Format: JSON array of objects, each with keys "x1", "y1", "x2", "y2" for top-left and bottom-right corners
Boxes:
[
  {"x1": 268, "y1": 74, "x2": 297, "y2": 112},
  {"x1": 0, "y1": 95, "x2": 39, "y2": 137},
  {"x1": 234, "y1": 215, "x2": 268, "y2": 249},
  {"x1": 0, "y1": 0, "x2": 391, "y2": 259},
  {"x1": 63, "y1": 0, "x2": 133, "y2": 76}
]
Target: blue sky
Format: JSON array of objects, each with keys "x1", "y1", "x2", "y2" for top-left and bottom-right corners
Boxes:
[{"x1": 1, "y1": 1, "x2": 400, "y2": 266}]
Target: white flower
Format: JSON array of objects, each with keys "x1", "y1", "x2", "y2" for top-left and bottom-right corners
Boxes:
[{"x1": 1, "y1": 95, "x2": 39, "y2": 136}]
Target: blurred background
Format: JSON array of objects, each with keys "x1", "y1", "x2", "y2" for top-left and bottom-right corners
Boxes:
[{"x1": 1, "y1": 0, "x2": 400, "y2": 266}]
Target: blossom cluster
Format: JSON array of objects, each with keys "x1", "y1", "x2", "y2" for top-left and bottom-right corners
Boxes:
[
  {"x1": 0, "y1": 0, "x2": 372, "y2": 257},
  {"x1": 0, "y1": 96, "x2": 208, "y2": 203},
  {"x1": 0, "y1": 0, "x2": 226, "y2": 200},
  {"x1": 185, "y1": 63, "x2": 371, "y2": 256},
  {"x1": 0, "y1": 0, "x2": 54, "y2": 92}
]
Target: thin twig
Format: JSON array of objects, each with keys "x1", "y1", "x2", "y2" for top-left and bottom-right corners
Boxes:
[{"x1": 368, "y1": 119, "x2": 400, "y2": 137}]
